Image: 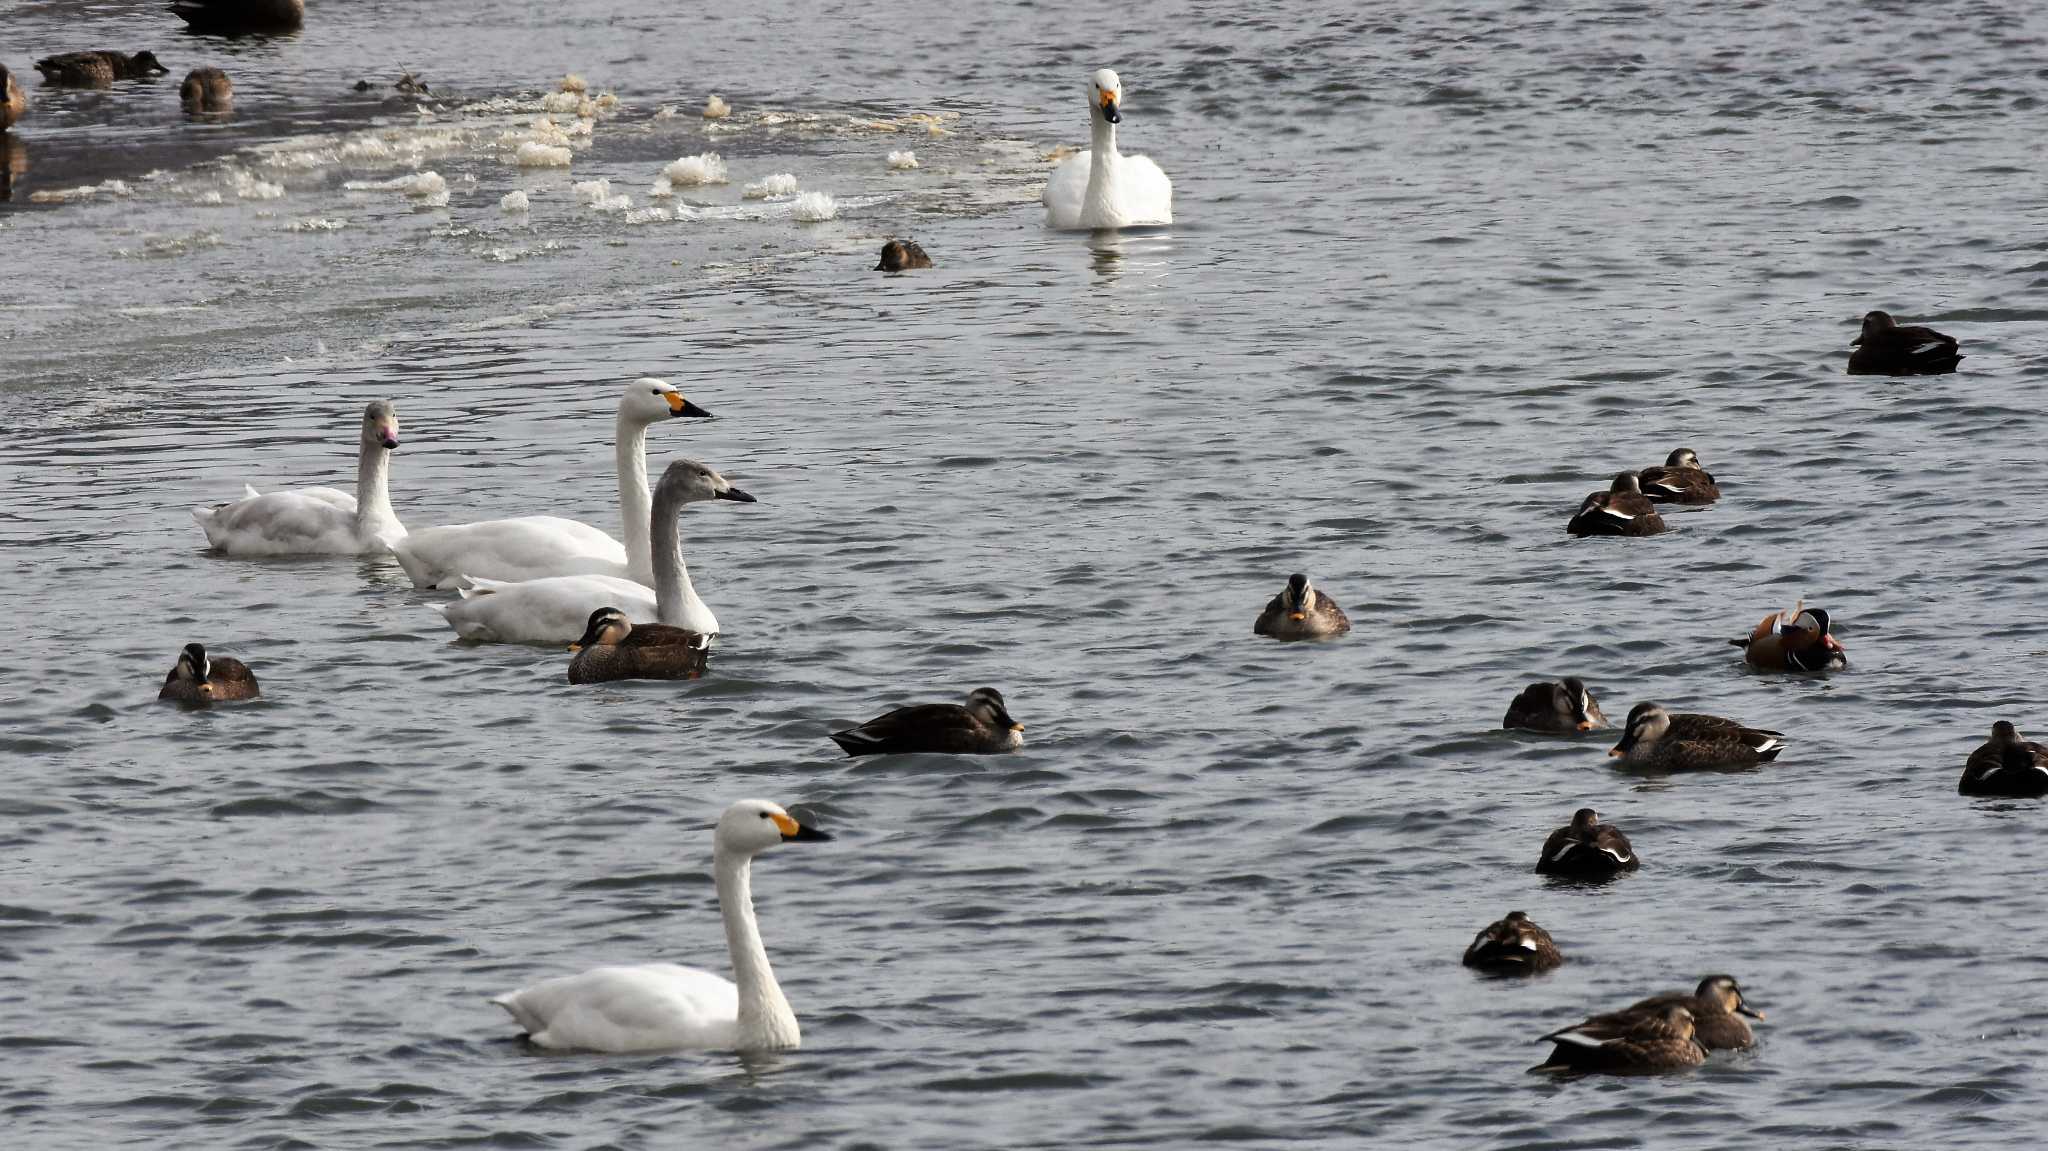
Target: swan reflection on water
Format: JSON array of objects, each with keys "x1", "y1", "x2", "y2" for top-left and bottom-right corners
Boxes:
[{"x1": 1086, "y1": 227, "x2": 1175, "y2": 284}]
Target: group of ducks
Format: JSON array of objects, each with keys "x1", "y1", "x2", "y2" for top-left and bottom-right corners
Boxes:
[{"x1": 9, "y1": 47, "x2": 232, "y2": 117}]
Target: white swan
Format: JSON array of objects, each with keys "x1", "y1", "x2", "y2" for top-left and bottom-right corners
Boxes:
[
  {"x1": 192, "y1": 400, "x2": 406, "y2": 556},
  {"x1": 1042, "y1": 69, "x2": 1173, "y2": 230},
  {"x1": 391, "y1": 379, "x2": 710, "y2": 588},
  {"x1": 431, "y1": 458, "x2": 755, "y2": 644},
  {"x1": 493, "y1": 799, "x2": 831, "y2": 1053}
]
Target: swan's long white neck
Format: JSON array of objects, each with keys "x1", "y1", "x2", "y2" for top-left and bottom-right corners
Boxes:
[
  {"x1": 714, "y1": 846, "x2": 800, "y2": 1051},
  {"x1": 1085, "y1": 114, "x2": 1126, "y2": 223},
  {"x1": 617, "y1": 414, "x2": 654, "y2": 584},
  {"x1": 649, "y1": 483, "x2": 716, "y2": 634},
  {"x1": 354, "y1": 435, "x2": 399, "y2": 538}
]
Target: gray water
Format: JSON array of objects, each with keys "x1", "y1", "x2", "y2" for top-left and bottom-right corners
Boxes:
[{"x1": 5, "y1": 0, "x2": 2048, "y2": 1147}]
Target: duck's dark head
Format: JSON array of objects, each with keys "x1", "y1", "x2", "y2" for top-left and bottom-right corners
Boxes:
[
  {"x1": 1610, "y1": 702, "x2": 1668, "y2": 757},
  {"x1": 569, "y1": 607, "x2": 631, "y2": 653},
  {"x1": 1283, "y1": 572, "x2": 1312, "y2": 617},
  {"x1": 1570, "y1": 806, "x2": 1600, "y2": 831},
  {"x1": 876, "y1": 240, "x2": 909, "y2": 272},
  {"x1": 1698, "y1": 974, "x2": 1763, "y2": 1019},
  {"x1": 1854, "y1": 310, "x2": 1897, "y2": 344},
  {"x1": 1666, "y1": 448, "x2": 1700, "y2": 469},
  {"x1": 966, "y1": 686, "x2": 1022, "y2": 732},
  {"x1": 1992, "y1": 720, "x2": 2021, "y2": 743},
  {"x1": 1560, "y1": 676, "x2": 1601, "y2": 730},
  {"x1": 171, "y1": 642, "x2": 214, "y2": 697},
  {"x1": 133, "y1": 51, "x2": 169, "y2": 75},
  {"x1": 1609, "y1": 471, "x2": 1643, "y2": 494}
]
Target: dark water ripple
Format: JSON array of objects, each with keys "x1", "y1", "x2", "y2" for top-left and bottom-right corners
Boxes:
[{"x1": 4, "y1": 0, "x2": 2048, "y2": 1148}]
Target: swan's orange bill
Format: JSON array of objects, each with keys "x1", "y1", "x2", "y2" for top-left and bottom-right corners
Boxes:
[
  {"x1": 770, "y1": 812, "x2": 800, "y2": 836},
  {"x1": 664, "y1": 392, "x2": 686, "y2": 413}
]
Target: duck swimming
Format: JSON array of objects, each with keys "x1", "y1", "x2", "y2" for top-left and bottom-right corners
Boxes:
[
  {"x1": 1566, "y1": 472, "x2": 1666, "y2": 537},
  {"x1": 1959, "y1": 721, "x2": 2048, "y2": 798},
  {"x1": 1253, "y1": 573, "x2": 1351, "y2": 641},
  {"x1": 1536, "y1": 807, "x2": 1638, "y2": 878},
  {"x1": 170, "y1": 0, "x2": 305, "y2": 34},
  {"x1": 1609, "y1": 703, "x2": 1785, "y2": 771},
  {"x1": 1636, "y1": 448, "x2": 1720, "y2": 505},
  {"x1": 875, "y1": 239, "x2": 932, "y2": 271},
  {"x1": 1560, "y1": 975, "x2": 1763, "y2": 1052},
  {"x1": 1847, "y1": 310, "x2": 1962, "y2": 375},
  {"x1": 566, "y1": 607, "x2": 709, "y2": 685},
  {"x1": 830, "y1": 687, "x2": 1024, "y2": 756},
  {"x1": 1042, "y1": 69, "x2": 1173, "y2": 230},
  {"x1": 157, "y1": 642, "x2": 260, "y2": 705},
  {"x1": 1531, "y1": 1003, "x2": 1708, "y2": 1076},
  {"x1": 1502, "y1": 677, "x2": 1607, "y2": 733},
  {"x1": 180, "y1": 67, "x2": 232, "y2": 114},
  {"x1": 1461, "y1": 911, "x2": 1563, "y2": 974},
  {"x1": 1729, "y1": 602, "x2": 1846, "y2": 672},
  {"x1": 34, "y1": 51, "x2": 169, "y2": 87}
]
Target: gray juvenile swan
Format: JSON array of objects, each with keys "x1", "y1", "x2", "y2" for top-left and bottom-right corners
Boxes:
[
  {"x1": 434, "y1": 458, "x2": 755, "y2": 645},
  {"x1": 193, "y1": 401, "x2": 405, "y2": 556}
]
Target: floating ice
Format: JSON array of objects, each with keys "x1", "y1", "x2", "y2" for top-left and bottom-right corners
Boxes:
[
  {"x1": 663, "y1": 152, "x2": 727, "y2": 186},
  {"x1": 703, "y1": 94, "x2": 730, "y2": 119},
  {"x1": 232, "y1": 171, "x2": 285, "y2": 200},
  {"x1": 558, "y1": 74, "x2": 588, "y2": 94},
  {"x1": 344, "y1": 170, "x2": 449, "y2": 207},
  {"x1": 572, "y1": 178, "x2": 630, "y2": 212},
  {"x1": 287, "y1": 218, "x2": 347, "y2": 232},
  {"x1": 648, "y1": 177, "x2": 674, "y2": 199},
  {"x1": 624, "y1": 206, "x2": 672, "y2": 224},
  {"x1": 655, "y1": 104, "x2": 679, "y2": 120},
  {"x1": 887, "y1": 150, "x2": 919, "y2": 170},
  {"x1": 742, "y1": 172, "x2": 798, "y2": 199},
  {"x1": 29, "y1": 179, "x2": 134, "y2": 203},
  {"x1": 501, "y1": 190, "x2": 530, "y2": 213},
  {"x1": 515, "y1": 141, "x2": 572, "y2": 167},
  {"x1": 540, "y1": 90, "x2": 581, "y2": 114},
  {"x1": 792, "y1": 191, "x2": 837, "y2": 222}
]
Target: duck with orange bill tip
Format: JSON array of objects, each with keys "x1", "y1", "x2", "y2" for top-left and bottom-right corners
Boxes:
[
  {"x1": 1503, "y1": 677, "x2": 1607, "y2": 732},
  {"x1": 1253, "y1": 572, "x2": 1350, "y2": 640},
  {"x1": 1730, "y1": 601, "x2": 1846, "y2": 671},
  {"x1": 1635, "y1": 448, "x2": 1720, "y2": 505},
  {"x1": 565, "y1": 606, "x2": 709, "y2": 685},
  {"x1": 1566, "y1": 471, "x2": 1666, "y2": 537},
  {"x1": 1530, "y1": 1003, "x2": 1709, "y2": 1075},
  {"x1": 1556, "y1": 975, "x2": 1764, "y2": 1052},
  {"x1": 157, "y1": 643, "x2": 260, "y2": 706}
]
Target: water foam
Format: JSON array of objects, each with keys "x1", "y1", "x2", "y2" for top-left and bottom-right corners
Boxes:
[
  {"x1": 742, "y1": 173, "x2": 799, "y2": 199},
  {"x1": 792, "y1": 191, "x2": 837, "y2": 222},
  {"x1": 663, "y1": 153, "x2": 728, "y2": 186}
]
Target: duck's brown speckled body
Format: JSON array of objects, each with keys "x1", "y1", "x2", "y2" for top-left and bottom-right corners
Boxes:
[
  {"x1": 1561, "y1": 975, "x2": 1763, "y2": 1052},
  {"x1": 566, "y1": 607, "x2": 709, "y2": 685},
  {"x1": 180, "y1": 66, "x2": 232, "y2": 113},
  {"x1": 2, "y1": 66, "x2": 26, "y2": 130},
  {"x1": 34, "y1": 50, "x2": 169, "y2": 87},
  {"x1": 1253, "y1": 572, "x2": 1350, "y2": 641},
  {"x1": 1461, "y1": 910, "x2": 1563, "y2": 974},
  {"x1": 1609, "y1": 703, "x2": 1785, "y2": 771},
  {"x1": 158, "y1": 642, "x2": 260, "y2": 705},
  {"x1": 1531, "y1": 1003, "x2": 1710, "y2": 1075}
]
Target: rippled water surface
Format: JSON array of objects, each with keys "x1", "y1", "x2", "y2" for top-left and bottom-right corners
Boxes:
[{"x1": 6, "y1": 0, "x2": 2048, "y2": 1147}]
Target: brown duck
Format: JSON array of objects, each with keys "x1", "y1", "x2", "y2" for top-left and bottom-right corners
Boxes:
[
  {"x1": 1566, "y1": 472, "x2": 1666, "y2": 537},
  {"x1": 1959, "y1": 721, "x2": 2048, "y2": 798},
  {"x1": 1608, "y1": 703, "x2": 1786, "y2": 771},
  {"x1": 1535, "y1": 807, "x2": 1638, "y2": 877},
  {"x1": 831, "y1": 687, "x2": 1024, "y2": 756},
  {"x1": 1730, "y1": 602, "x2": 1846, "y2": 672},
  {"x1": 1847, "y1": 310, "x2": 1962, "y2": 375},
  {"x1": 875, "y1": 239, "x2": 932, "y2": 271},
  {"x1": 158, "y1": 642, "x2": 260, "y2": 705},
  {"x1": 1502, "y1": 677, "x2": 1607, "y2": 733},
  {"x1": 34, "y1": 51, "x2": 169, "y2": 87},
  {"x1": 1253, "y1": 572, "x2": 1351, "y2": 640},
  {"x1": 171, "y1": 0, "x2": 306, "y2": 34},
  {"x1": 566, "y1": 607, "x2": 709, "y2": 685},
  {"x1": 1558, "y1": 975, "x2": 1764, "y2": 1052},
  {"x1": 1531, "y1": 1003, "x2": 1709, "y2": 1075},
  {"x1": 1461, "y1": 910, "x2": 1563, "y2": 974},
  {"x1": 1636, "y1": 448, "x2": 1720, "y2": 505},
  {"x1": 180, "y1": 67, "x2": 233, "y2": 114}
]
